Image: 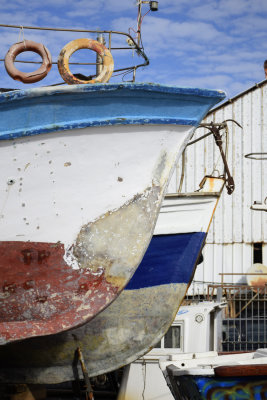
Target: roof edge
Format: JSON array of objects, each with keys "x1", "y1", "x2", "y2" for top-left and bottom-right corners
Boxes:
[{"x1": 208, "y1": 78, "x2": 267, "y2": 115}]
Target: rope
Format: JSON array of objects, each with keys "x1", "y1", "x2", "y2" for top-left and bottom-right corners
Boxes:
[
  {"x1": 18, "y1": 26, "x2": 26, "y2": 48},
  {"x1": 177, "y1": 150, "x2": 186, "y2": 193}
]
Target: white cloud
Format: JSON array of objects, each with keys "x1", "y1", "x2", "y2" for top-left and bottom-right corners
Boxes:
[{"x1": 0, "y1": 0, "x2": 266, "y2": 98}]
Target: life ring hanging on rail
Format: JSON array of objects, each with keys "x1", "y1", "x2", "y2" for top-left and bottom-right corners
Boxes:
[
  {"x1": 58, "y1": 38, "x2": 114, "y2": 85},
  {"x1": 5, "y1": 40, "x2": 52, "y2": 84}
]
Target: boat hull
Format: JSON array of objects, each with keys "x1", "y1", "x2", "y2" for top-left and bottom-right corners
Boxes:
[
  {"x1": 0, "y1": 179, "x2": 225, "y2": 382},
  {"x1": 0, "y1": 83, "x2": 225, "y2": 343},
  {"x1": 0, "y1": 124, "x2": 193, "y2": 344}
]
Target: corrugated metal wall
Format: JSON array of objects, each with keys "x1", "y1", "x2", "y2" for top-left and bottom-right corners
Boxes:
[{"x1": 168, "y1": 80, "x2": 267, "y2": 292}]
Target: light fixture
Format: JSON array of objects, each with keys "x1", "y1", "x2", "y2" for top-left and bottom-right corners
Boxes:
[{"x1": 150, "y1": 1, "x2": 158, "y2": 11}]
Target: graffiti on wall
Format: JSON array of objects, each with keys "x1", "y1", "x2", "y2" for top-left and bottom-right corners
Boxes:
[{"x1": 194, "y1": 377, "x2": 267, "y2": 399}]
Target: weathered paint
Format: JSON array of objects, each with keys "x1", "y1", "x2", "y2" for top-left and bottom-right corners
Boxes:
[
  {"x1": 0, "y1": 185, "x2": 161, "y2": 344},
  {"x1": 58, "y1": 39, "x2": 114, "y2": 84},
  {"x1": 0, "y1": 83, "x2": 225, "y2": 140},
  {"x1": 0, "y1": 178, "x2": 224, "y2": 383},
  {"x1": 1, "y1": 123, "x2": 192, "y2": 344},
  {"x1": 0, "y1": 84, "x2": 224, "y2": 342},
  {"x1": 0, "y1": 241, "x2": 118, "y2": 342}
]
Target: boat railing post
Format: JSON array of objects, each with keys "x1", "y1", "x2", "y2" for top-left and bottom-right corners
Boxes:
[{"x1": 96, "y1": 34, "x2": 105, "y2": 76}]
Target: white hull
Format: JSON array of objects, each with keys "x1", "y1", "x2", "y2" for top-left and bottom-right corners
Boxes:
[
  {"x1": 1, "y1": 124, "x2": 192, "y2": 251},
  {"x1": 0, "y1": 124, "x2": 195, "y2": 343}
]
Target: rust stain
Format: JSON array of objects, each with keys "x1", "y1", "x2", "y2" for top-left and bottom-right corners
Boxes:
[
  {"x1": 0, "y1": 241, "x2": 119, "y2": 344},
  {"x1": 250, "y1": 277, "x2": 267, "y2": 287},
  {"x1": 64, "y1": 162, "x2": 71, "y2": 167}
]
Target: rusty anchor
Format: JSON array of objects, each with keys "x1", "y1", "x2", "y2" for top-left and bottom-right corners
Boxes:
[{"x1": 188, "y1": 120, "x2": 242, "y2": 195}]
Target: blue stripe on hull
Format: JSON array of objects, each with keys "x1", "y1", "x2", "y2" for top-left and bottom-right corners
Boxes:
[
  {"x1": 0, "y1": 83, "x2": 225, "y2": 140},
  {"x1": 126, "y1": 232, "x2": 206, "y2": 290}
]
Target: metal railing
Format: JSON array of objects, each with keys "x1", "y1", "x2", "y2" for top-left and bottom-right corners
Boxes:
[
  {"x1": 0, "y1": 24, "x2": 150, "y2": 85},
  {"x1": 184, "y1": 281, "x2": 267, "y2": 352}
]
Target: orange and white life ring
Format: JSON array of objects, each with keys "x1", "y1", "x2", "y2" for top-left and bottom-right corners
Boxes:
[
  {"x1": 58, "y1": 38, "x2": 114, "y2": 85},
  {"x1": 5, "y1": 40, "x2": 52, "y2": 84}
]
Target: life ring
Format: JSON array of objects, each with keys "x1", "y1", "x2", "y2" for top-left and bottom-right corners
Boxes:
[
  {"x1": 58, "y1": 38, "x2": 114, "y2": 85},
  {"x1": 5, "y1": 40, "x2": 52, "y2": 84}
]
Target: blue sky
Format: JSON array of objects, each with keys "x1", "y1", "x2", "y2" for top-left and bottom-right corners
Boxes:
[{"x1": 0, "y1": 0, "x2": 267, "y2": 98}]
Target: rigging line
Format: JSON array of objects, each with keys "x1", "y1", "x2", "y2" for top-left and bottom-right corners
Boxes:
[
  {"x1": 0, "y1": 23, "x2": 134, "y2": 37},
  {"x1": 122, "y1": 69, "x2": 135, "y2": 81},
  {"x1": 140, "y1": 8, "x2": 151, "y2": 26},
  {"x1": 0, "y1": 24, "x2": 150, "y2": 63}
]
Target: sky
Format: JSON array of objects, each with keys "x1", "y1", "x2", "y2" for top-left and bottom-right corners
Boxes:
[{"x1": 0, "y1": 0, "x2": 267, "y2": 99}]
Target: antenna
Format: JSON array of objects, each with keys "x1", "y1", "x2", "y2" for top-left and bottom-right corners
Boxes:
[{"x1": 137, "y1": 1, "x2": 159, "y2": 47}]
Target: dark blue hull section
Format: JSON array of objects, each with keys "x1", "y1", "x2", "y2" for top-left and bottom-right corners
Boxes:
[{"x1": 126, "y1": 232, "x2": 206, "y2": 290}]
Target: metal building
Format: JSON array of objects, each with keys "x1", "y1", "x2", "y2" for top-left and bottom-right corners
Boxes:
[{"x1": 168, "y1": 79, "x2": 267, "y2": 294}]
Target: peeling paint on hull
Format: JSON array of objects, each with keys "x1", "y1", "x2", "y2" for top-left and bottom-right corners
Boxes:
[
  {"x1": 0, "y1": 185, "x2": 161, "y2": 344},
  {"x1": 0, "y1": 84, "x2": 225, "y2": 343},
  {"x1": 0, "y1": 122, "x2": 191, "y2": 343},
  {"x1": 0, "y1": 181, "x2": 224, "y2": 383}
]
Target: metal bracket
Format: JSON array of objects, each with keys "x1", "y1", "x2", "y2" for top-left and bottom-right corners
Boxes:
[{"x1": 251, "y1": 199, "x2": 267, "y2": 212}]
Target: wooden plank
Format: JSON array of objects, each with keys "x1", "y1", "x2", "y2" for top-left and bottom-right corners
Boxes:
[{"x1": 215, "y1": 364, "x2": 267, "y2": 377}]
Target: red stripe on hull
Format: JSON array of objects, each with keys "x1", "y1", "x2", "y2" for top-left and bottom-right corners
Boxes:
[{"x1": 0, "y1": 241, "x2": 119, "y2": 344}]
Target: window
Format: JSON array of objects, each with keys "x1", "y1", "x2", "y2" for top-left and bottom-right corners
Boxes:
[
  {"x1": 164, "y1": 326, "x2": 181, "y2": 348},
  {"x1": 253, "y1": 243, "x2": 263, "y2": 264},
  {"x1": 153, "y1": 324, "x2": 183, "y2": 350}
]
